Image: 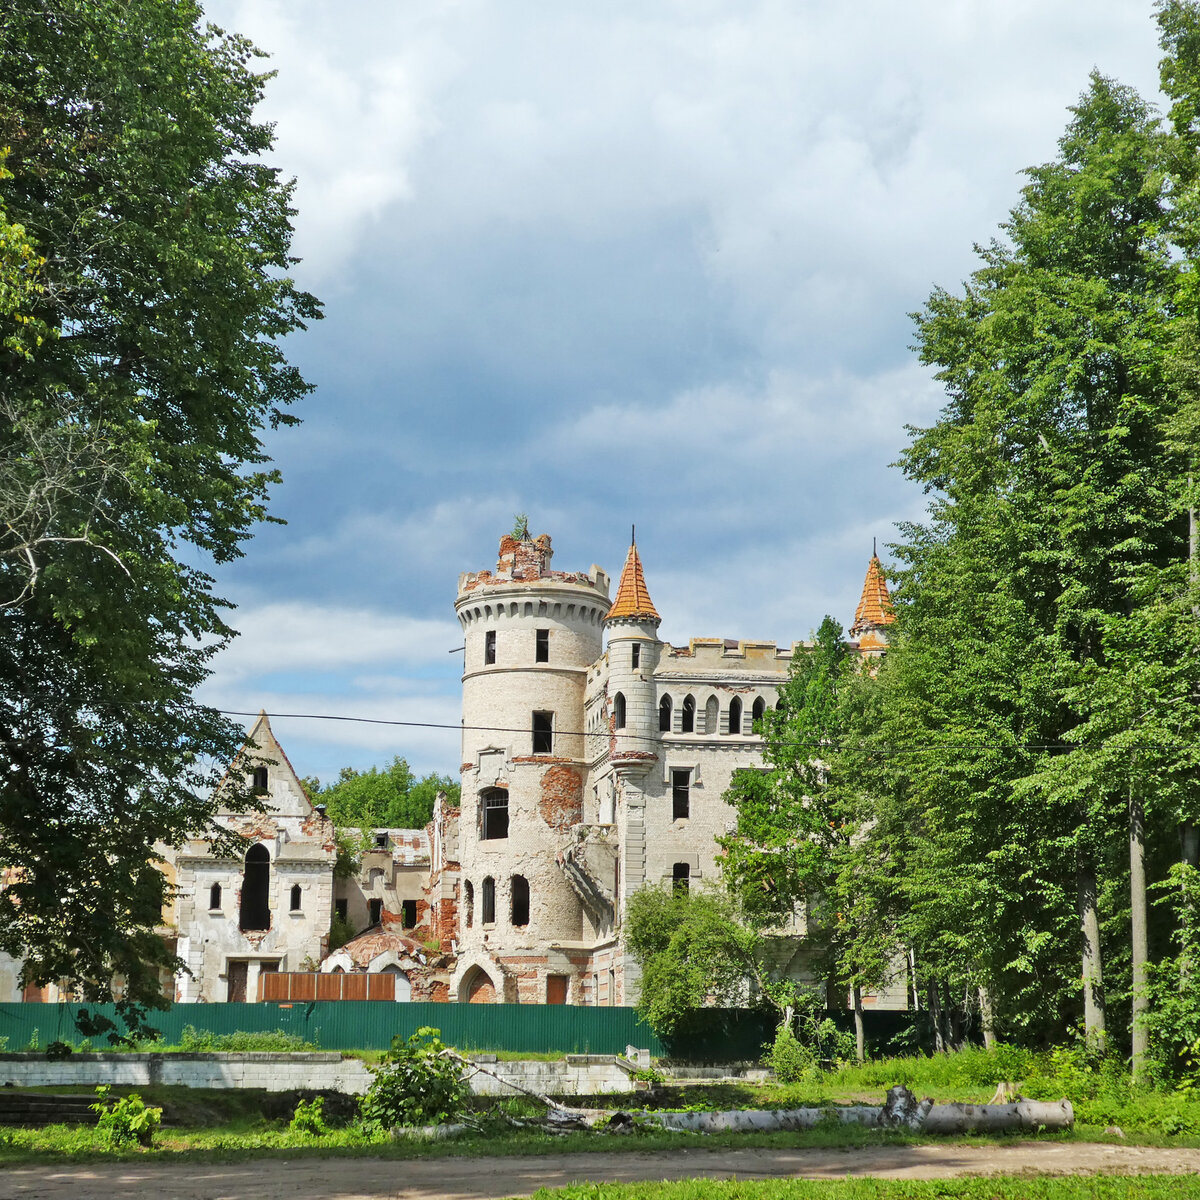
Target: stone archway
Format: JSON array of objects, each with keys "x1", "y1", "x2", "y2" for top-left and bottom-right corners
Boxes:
[{"x1": 459, "y1": 965, "x2": 496, "y2": 1003}]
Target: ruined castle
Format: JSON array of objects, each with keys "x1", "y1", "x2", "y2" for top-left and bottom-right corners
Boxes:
[{"x1": 154, "y1": 530, "x2": 897, "y2": 1008}]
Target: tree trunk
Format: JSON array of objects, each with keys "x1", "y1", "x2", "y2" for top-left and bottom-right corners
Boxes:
[
  {"x1": 942, "y1": 980, "x2": 961, "y2": 1050},
  {"x1": 1077, "y1": 861, "x2": 1106, "y2": 1048},
  {"x1": 979, "y1": 985, "x2": 996, "y2": 1050},
  {"x1": 852, "y1": 983, "x2": 865, "y2": 1063},
  {"x1": 1130, "y1": 770, "x2": 1149, "y2": 1082},
  {"x1": 928, "y1": 981, "x2": 946, "y2": 1054},
  {"x1": 909, "y1": 948, "x2": 920, "y2": 1011}
]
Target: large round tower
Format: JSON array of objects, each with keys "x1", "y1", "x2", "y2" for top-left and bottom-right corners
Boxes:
[{"x1": 451, "y1": 530, "x2": 611, "y2": 1004}]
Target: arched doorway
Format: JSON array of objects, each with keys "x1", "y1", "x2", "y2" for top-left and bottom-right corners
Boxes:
[
  {"x1": 462, "y1": 966, "x2": 496, "y2": 1004},
  {"x1": 379, "y1": 964, "x2": 412, "y2": 1002}
]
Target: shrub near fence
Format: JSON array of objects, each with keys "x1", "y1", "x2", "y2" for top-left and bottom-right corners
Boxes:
[{"x1": 0, "y1": 1002, "x2": 917, "y2": 1060}]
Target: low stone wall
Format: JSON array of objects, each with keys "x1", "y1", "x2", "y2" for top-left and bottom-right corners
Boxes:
[{"x1": 0, "y1": 1052, "x2": 638, "y2": 1096}]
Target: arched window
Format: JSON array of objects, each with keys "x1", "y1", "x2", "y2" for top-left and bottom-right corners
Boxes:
[
  {"x1": 776, "y1": 698, "x2": 785, "y2": 711},
  {"x1": 209, "y1": 882, "x2": 222, "y2": 910},
  {"x1": 752, "y1": 696, "x2": 766, "y2": 723},
  {"x1": 482, "y1": 876, "x2": 496, "y2": 924},
  {"x1": 480, "y1": 787, "x2": 509, "y2": 840},
  {"x1": 705, "y1": 695, "x2": 719, "y2": 734},
  {"x1": 672, "y1": 862, "x2": 691, "y2": 893},
  {"x1": 289, "y1": 884, "x2": 302, "y2": 911},
  {"x1": 251, "y1": 766, "x2": 268, "y2": 793},
  {"x1": 613, "y1": 692, "x2": 626, "y2": 729},
  {"x1": 681, "y1": 695, "x2": 696, "y2": 734},
  {"x1": 728, "y1": 696, "x2": 743, "y2": 736},
  {"x1": 511, "y1": 875, "x2": 529, "y2": 927},
  {"x1": 464, "y1": 880, "x2": 474, "y2": 928},
  {"x1": 659, "y1": 695, "x2": 672, "y2": 732},
  {"x1": 239, "y1": 844, "x2": 270, "y2": 931}
]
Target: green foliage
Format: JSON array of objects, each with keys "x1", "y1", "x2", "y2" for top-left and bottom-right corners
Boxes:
[
  {"x1": 358, "y1": 1027, "x2": 469, "y2": 1130},
  {"x1": 0, "y1": 0, "x2": 319, "y2": 1018},
  {"x1": 310, "y1": 759, "x2": 460, "y2": 830},
  {"x1": 89, "y1": 1086, "x2": 161, "y2": 1148},
  {"x1": 767, "y1": 1024, "x2": 815, "y2": 1084},
  {"x1": 288, "y1": 1095, "x2": 329, "y2": 1137},
  {"x1": 328, "y1": 908, "x2": 356, "y2": 952},
  {"x1": 626, "y1": 886, "x2": 762, "y2": 1037},
  {"x1": 172, "y1": 1025, "x2": 316, "y2": 1053}
]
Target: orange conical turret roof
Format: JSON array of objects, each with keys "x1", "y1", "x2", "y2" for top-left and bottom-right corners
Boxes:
[
  {"x1": 851, "y1": 554, "x2": 894, "y2": 635},
  {"x1": 606, "y1": 541, "x2": 659, "y2": 622}
]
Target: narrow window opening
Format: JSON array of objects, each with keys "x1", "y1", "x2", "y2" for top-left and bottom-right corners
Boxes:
[
  {"x1": 482, "y1": 876, "x2": 496, "y2": 924},
  {"x1": 209, "y1": 882, "x2": 222, "y2": 910},
  {"x1": 672, "y1": 769, "x2": 691, "y2": 820},
  {"x1": 659, "y1": 695, "x2": 672, "y2": 731},
  {"x1": 728, "y1": 696, "x2": 743, "y2": 736},
  {"x1": 464, "y1": 880, "x2": 474, "y2": 928},
  {"x1": 481, "y1": 787, "x2": 509, "y2": 839},
  {"x1": 776, "y1": 698, "x2": 785, "y2": 711},
  {"x1": 705, "y1": 695, "x2": 718, "y2": 734},
  {"x1": 374, "y1": 831, "x2": 388, "y2": 849},
  {"x1": 334, "y1": 898, "x2": 348, "y2": 922},
  {"x1": 613, "y1": 692, "x2": 626, "y2": 729},
  {"x1": 368, "y1": 898, "x2": 384, "y2": 925},
  {"x1": 401, "y1": 899, "x2": 417, "y2": 928},
  {"x1": 251, "y1": 766, "x2": 268, "y2": 794},
  {"x1": 511, "y1": 874, "x2": 530, "y2": 926},
  {"x1": 631, "y1": 643, "x2": 640, "y2": 668},
  {"x1": 532, "y1": 710, "x2": 553, "y2": 754},
  {"x1": 289, "y1": 884, "x2": 302, "y2": 911},
  {"x1": 238, "y1": 844, "x2": 270, "y2": 931},
  {"x1": 752, "y1": 696, "x2": 766, "y2": 723},
  {"x1": 535, "y1": 628, "x2": 549, "y2": 662},
  {"x1": 484, "y1": 630, "x2": 496, "y2": 664},
  {"x1": 672, "y1": 862, "x2": 691, "y2": 893},
  {"x1": 681, "y1": 695, "x2": 696, "y2": 734}
]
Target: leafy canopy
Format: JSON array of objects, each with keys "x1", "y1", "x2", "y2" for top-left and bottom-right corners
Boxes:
[{"x1": 0, "y1": 0, "x2": 318, "y2": 1031}]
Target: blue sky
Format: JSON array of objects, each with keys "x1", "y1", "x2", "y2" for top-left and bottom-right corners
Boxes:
[{"x1": 195, "y1": 0, "x2": 1166, "y2": 784}]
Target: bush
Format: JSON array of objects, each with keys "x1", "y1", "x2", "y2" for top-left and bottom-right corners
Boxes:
[
  {"x1": 768, "y1": 1023, "x2": 815, "y2": 1083},
  {"x1": 173, "y1": 1025, "x2": 316, "y2": 1053},
  {"x1": 359, "y1": 1026, "x2": 469, "y2": 1131},
  {"x1": 89, "y1": 1086, "x2": 162, "y2": 1148},
  {"x1": 288, "y1": 1095, "x2": 329, "y2": 1136}
]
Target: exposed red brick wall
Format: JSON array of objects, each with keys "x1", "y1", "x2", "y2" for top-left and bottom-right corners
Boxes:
[{"x1": 539, "y1": 765, "x2": 583, "y2": 831}]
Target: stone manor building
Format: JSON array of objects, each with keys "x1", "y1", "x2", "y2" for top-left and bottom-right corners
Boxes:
[{"x1": 127, "y1": 529, "x2": 898, "y2": 1008}]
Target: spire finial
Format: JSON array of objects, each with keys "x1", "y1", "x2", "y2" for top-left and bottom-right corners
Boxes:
[
  {"x1": 631, "y1": 523, "x2": 636, "y2": 546},
  {"x1": 873, "y1": 536, "x2": 877, "y2": 558}
]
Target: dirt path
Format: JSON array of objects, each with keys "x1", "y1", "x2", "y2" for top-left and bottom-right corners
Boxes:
[{"x1": 4, "y1": 1142, "x2": 1200, "y2": 1200}]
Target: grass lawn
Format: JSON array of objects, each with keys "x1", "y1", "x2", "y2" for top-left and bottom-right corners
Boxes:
[{"x1": 526, "y1": 1183, "x2": 1200, "y2": 1200}]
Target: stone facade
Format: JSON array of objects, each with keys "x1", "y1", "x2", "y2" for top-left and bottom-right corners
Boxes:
[{"x1": 445, "y1": 531, "x2": 905, "y2": 1010}]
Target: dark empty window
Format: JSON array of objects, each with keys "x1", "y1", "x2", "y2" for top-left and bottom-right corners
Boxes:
[
  {"x1": 535, "y1": 628, "x2": 549, "y2": 662},
  {"x1": 334, "y1": 898, "x2": 348, "y2": 922},
  {"x1": 681, "y1": 695, "x2": 695, "y2": 733},
  {"x1": 672, "y1": 769, "x2": 690, "y2": 820},
  {"x1": 401, "y1": 899, "x2": 417, "y2": 928},
  {"x1": 251, "y1": 766, "x2": 268, "y2": 793},
  {"x1": 482, "y1": 876, "x2": 496, "y2": 924},
  {"x1": 374, "y1": 831, "x2": 388, "y2": 849},
  {"x1": 659, "y1": 695, "x2": 672, "y2": 731},
  {"x1": 209, "y1": 882, "x2": 222, "y2": 910},
  {"x1": 239, "y1": 844, "x2": 270, "y2": 931},
  {"x1": 728, "y1": 696, "x2": 743, "y2": 736},
  {"x1": 672, "y1": 862, "x2": 691, "y2": 893},
  {"x1": 752, "y1": 696, "x2": 766, "y2": 723},
  {"x1": 368, "y1": 898, "x2": 383, "y2": 925},
  {"x1": 485, "y1": 629, "x2": 496, "y2": 664},
  {"x1": 481, "y1": 787, "x2": 509, "y2": 839},
  {"x1": 613, "y1": 692, "x2": 626, "y2": 729},
  {"x1": 532, "y1": 711, "x2": 553, "y2": 754},
  {"x1": 464, "y1": 880, "x2": 474, "y2": 928},
  {"x1": 632, "y1": 643, "x2": 640, "y2": 668},
  {"x1": 290, "y1": 884, "x2": 302, "y2": 911},
  {"x1": 511, "y1": 874, "x2": 529, "y2": 926}
]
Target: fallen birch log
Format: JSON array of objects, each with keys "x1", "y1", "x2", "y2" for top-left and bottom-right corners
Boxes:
[
  {"x1": 921, "y1": 1099, "x2": 1073, "y2": 1133},
  {"x1": 622, "y1": 1086, "x2": 1072, "y2": 1136}
]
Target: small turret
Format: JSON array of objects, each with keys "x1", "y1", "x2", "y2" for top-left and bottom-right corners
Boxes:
[
  {"x1": 850, "y1": 550, "x2": 894, "y2": 655},
  {"x1": 604, "y1": 537, "x2": 661, "y2": 767}
]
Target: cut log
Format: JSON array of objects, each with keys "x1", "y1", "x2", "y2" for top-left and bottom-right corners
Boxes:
[{"x1": 922, "y1": 1099, "x2": 1073, "y2": 1133}]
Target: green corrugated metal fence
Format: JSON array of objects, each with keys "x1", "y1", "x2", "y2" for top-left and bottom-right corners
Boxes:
[{"x1": 0, "y1": 1002, "x2": 916, "y2": 1060}]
